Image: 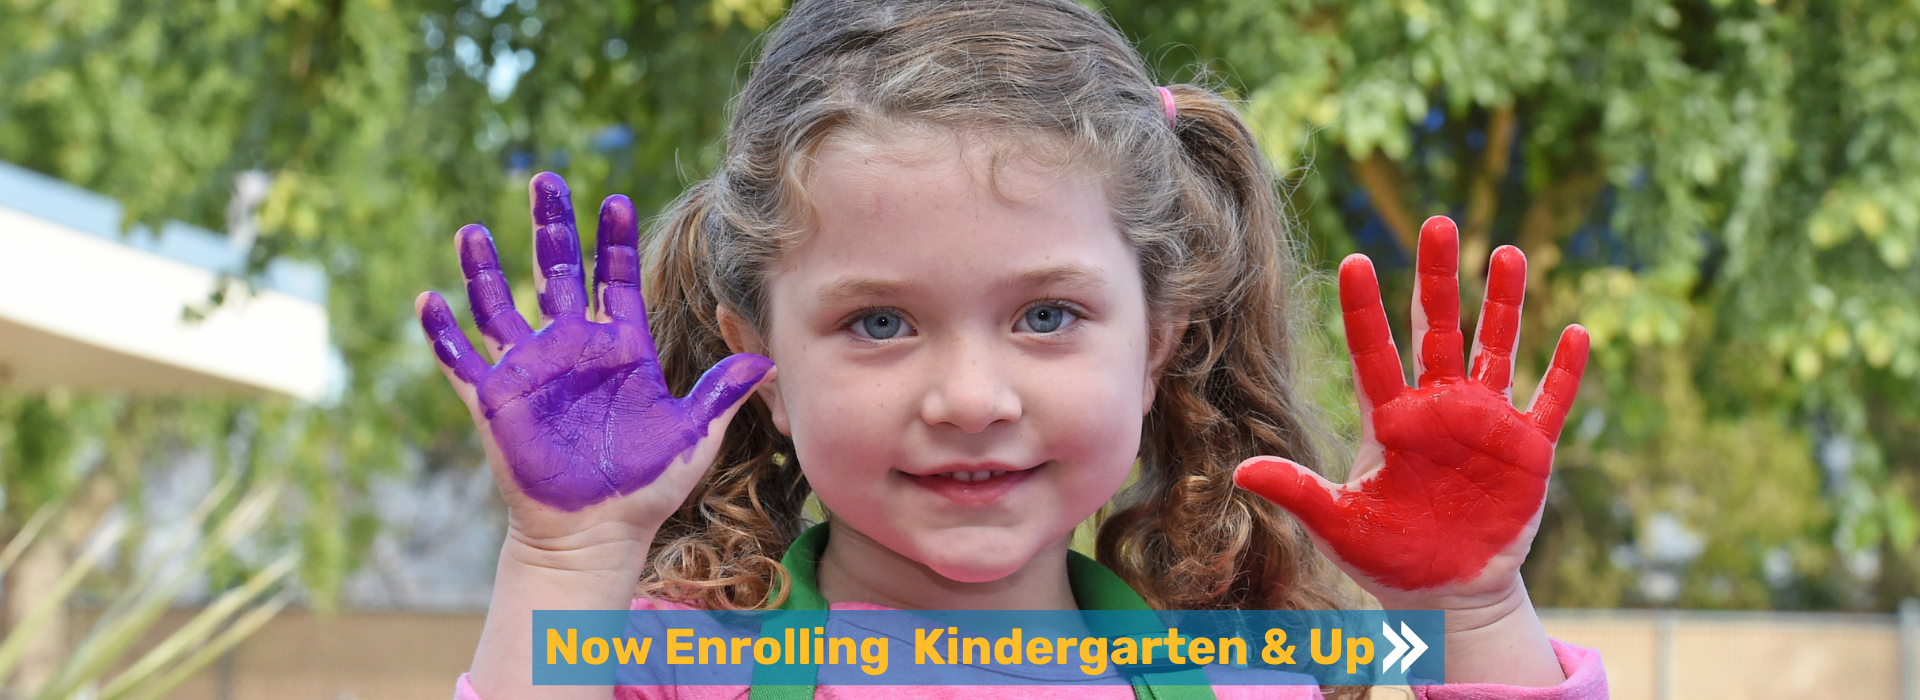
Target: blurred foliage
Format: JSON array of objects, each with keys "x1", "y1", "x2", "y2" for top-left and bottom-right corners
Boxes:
[
  {"x1": 0, "y1": 0, "x2": 1916, "y2": 615},
  {"x1": 0, "y1": 471, "x2": 293, "y2": 700}
]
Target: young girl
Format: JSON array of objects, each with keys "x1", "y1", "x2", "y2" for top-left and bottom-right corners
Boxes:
[{"x1": 416, "y1": 0, "x2": 1607, "y2": 697}]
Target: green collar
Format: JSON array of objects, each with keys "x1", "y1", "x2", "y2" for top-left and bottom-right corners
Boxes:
[{"x1": 751, "y1": 523, "x2": 1216, "y2": 700}]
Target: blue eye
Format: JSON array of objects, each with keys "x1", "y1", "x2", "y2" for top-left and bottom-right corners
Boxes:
[
  {"x1": 853, "y1": 311, "x2": 910, "y2": 340},
  {"x1": 1017, "y1": 305, "x2": 1075, "y2": 334}
]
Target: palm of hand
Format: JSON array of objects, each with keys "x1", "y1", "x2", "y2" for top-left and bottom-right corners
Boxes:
[
  {"x1": 1324, "y1": 380, "x2": 1555, "y2": 590},
  {"x1": 1236, "y1": 216, "x2": 1588, "y2": 594},
  {"x1": 476, "y1": 317, "x2": 708, "y2": 511},
  {"x1": 418, "y1": 172, "x2": 771, "y2": 514}
]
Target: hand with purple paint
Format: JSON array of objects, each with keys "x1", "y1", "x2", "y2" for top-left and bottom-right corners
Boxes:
[{"x1": 416, "y1": 172, "x2": 772, "y2": 548}]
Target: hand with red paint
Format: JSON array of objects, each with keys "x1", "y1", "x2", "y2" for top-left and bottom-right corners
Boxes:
[{"x1": 1234, "y1": 216, "x2": 1588, "y2": 685}]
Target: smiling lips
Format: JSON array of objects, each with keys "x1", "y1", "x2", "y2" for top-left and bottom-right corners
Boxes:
[{"x1": 900, "y1": 463, "x2": 1041, "y2": 505}]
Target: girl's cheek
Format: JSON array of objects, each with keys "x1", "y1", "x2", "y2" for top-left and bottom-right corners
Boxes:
[
  {"x1": 1035, "y1": 363, "x2": 1147, "y2": 475},
  {"x1": 783, "y1": 362, "x2": 911, "y2": 463}
]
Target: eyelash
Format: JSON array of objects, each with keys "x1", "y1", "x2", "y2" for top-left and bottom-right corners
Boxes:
[
  {"x1": 1016, "y1": 299, "x2": 1090, "y2": 334},
  {"x1": 837, "y1": 307, "x2": 915, "y2": 341},
  {"x1": 836, "y1": 300, "x2": 1093, "y2": 340}
]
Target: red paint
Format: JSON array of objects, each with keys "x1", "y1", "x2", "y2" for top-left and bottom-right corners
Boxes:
[
  {"x1": 1236, "y1": 217, "x2": 1590, "y2": 591},
  {"x1": 1471, "y1": 246, "x2": 1527, "y2": 397},
  {"x1": 1414, "y1": 216, "x2": 1463, "y2": 386}
]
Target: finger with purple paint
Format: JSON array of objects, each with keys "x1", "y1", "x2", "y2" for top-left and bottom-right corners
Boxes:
[
  {"x1": 416, "y1": 291, "x2": 488, "y2": 386},
  {"x1": 529, "y1": 172, "x2": 590, "y2": 320},
  {"x1": 457, "y1": 223, "x2": 533, "y2": 359},
  {"x1": 594, "y1": 194, "x2": 647, "y2": 324}
]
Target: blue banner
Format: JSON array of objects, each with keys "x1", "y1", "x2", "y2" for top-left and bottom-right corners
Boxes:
[{"x1": 532, "y1": 609, "x2": 1444, "y2": 686}]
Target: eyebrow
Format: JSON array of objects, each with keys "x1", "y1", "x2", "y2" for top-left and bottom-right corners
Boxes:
[
  {"x1": 1014, "y1": 264, "x2": 1109, "y2": 292},
  {"x1": 815, "y1": 264, "x2": 1110, "y2": 306}
]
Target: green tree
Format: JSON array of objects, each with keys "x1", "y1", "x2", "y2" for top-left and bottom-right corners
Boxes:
[{"x1": 1103, "y1": 0, "x2": 1920, "y2": 609}]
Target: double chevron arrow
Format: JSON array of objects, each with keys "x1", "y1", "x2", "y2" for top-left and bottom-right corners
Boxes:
[{"x1": 1379, "y1": 621, "x2": 1428, "y2": 673}]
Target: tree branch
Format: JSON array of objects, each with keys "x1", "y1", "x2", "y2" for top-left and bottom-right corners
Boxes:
[
  {"x1": 1517, "y1": 170, "x2": 1608, "y2": 295},
  {"x1": 1351, "y1": 151, "x2": 1419, "y2": 253},
  {"x1": 1462, "y1": 106, "x2": 1517, "y2": 280}
]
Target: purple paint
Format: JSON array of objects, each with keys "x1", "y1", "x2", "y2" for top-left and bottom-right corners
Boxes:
[
  {"x1": 593, "y1": 194, "x2": 646, "y2": 323},
  {"x1": 421, "y1": 292, "x2": 488, "y2": 383},
  {"x1": 532, "y1": 172, "x2": 592, "y2": 320},
  {"x1": 458, "y1": 224, "x2": 533, "y2": 348},
  {"x1": 419, "y1": 173, "x2": 774, "y2": 511}
]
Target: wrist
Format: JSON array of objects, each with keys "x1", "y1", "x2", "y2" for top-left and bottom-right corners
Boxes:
[
  {"x1": 502, "y1": 520, "x2": 654, "y2": 579},
  {"x1": 1416, "y1": 579, "x2": 1566, "y2": 687},
  {"x1": 1369, "y1": 572, "x2": 1527, "y2": 629},
  {"x1": 1367, "y1": 575, "x2": 1565, "y2": 687}
]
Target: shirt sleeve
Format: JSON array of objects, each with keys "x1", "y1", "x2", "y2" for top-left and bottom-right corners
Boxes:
[
  {"x1": 453, "y1": 673, "x2": 483, "y2": 700},
  {"x1": 453, "y1": 597, "x2": 732, "y2": 700},
  {"x1": 1412, "y1": 639, "x2": 1608, "y2": 700}
]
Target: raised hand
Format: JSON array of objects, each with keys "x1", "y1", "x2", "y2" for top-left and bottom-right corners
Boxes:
[
  {"x1": 416, "y1": 172, "x2": 772, "y2": 518},
  {"x1": 1234, "y1": 216, "x2": 1588, "y2": 595}
]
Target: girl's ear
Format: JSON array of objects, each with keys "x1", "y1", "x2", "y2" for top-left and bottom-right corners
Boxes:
[
  {"x1": 717, "y1": 305, "x2": 792, "y2": 436},
  {"x1": 1143, "y1": 312, "x2": 1189, "y2": 413}
]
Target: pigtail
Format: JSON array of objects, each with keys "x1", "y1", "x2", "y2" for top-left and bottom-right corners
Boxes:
[
  {"x1": 1095, "y1": 84, "x2": 1355, "y2": 614},
  {"x1": 639, "y1": 179, "x2": 810, "y2": 610}
]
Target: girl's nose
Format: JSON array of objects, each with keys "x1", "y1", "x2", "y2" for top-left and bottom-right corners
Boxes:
[{"x1": 919, "y1": 340, "x2": 1022, "y2": 434}]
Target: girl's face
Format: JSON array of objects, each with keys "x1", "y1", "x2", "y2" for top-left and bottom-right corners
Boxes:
[{"x1": 751, "y1": 131, "x2": 1167, "y2": 585}]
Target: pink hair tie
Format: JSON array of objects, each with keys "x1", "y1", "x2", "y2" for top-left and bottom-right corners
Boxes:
[{"x1": 1157, "y1": 86, "x2": 1177, "y2": 129}]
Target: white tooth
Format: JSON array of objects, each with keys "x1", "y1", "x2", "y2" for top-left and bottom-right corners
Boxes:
[
  {"x1": 989, "y1": 471, "x2": 1005, "y2": 477},
  {"x1": 947, "y1": 472, "x2": 966, "y2": 481},
  {"x1": 971, "y1": 471, "x2": 992, "y2": 481}
]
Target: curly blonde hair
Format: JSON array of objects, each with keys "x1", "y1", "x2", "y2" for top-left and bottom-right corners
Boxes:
[{"x1": 638, "y1": 0, "x2": 1352, "y2": 618}]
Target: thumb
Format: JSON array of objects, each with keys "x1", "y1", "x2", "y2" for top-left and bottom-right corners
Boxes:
[
  {"x1": 682, "y1": 353, "x2": 776, "y2": 426},
  {"x1": 1233, "y1": 456, "x2": 1345, "y2": 538}
]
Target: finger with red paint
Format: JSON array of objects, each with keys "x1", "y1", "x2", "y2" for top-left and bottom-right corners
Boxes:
[
  {"x1": 1411, "y1": 216, "x2": 1464, "y2": 386},
  {"x1": 1526, "y1": 325, "x2": 1591, "y2": 442},
  {"x1": 1336, "y1": 254, "x2": 1407, "y2": 418},
  {"x1": 1469, "y1": 246, "x2": 1527, "y2": 399},
  {"x1": 1232, "y1": 453, "x2": 1345, "y2": 538}
]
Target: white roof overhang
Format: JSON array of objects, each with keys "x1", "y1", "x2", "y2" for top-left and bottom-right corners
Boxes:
[{"x1": 0, "y1": 162, "x2": 331, "y2": 401}]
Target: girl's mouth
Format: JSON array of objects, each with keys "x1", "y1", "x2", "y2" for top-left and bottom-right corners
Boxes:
[{"x1": 899, "y1": 463, "x2": 1043, "y2": 506}]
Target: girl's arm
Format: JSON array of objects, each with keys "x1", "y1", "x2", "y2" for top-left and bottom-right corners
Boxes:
[
  {"x1": 1235, "y1": 215, "x2": 1589, "y2": 687},
  {"x1": 419, "y1": 172, "x2": 772, "y2": 700},
  {"x1": 467, "y1": 524, "x2": 655, "y2": 700}
]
